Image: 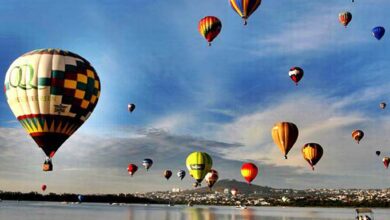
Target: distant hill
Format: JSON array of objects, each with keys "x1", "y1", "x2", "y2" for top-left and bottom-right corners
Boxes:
[{"x1": 185, "y1": 179, "x2": 275, "y2": 195}]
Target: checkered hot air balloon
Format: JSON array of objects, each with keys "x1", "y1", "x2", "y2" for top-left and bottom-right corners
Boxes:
[
  {"x1": 4, "y1": 49, "x2": 101, "y2": 171},
  {"x1": 229, "y1": 0, "x2": 262, "y2": 25},
  {"x1": 198, "y1": 16, "x2": 222, "y2": 46}
]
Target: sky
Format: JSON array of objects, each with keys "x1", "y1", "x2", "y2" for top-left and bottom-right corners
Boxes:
[{"x1": 1, "y1": 0, "x2": 390, "y2": 194}]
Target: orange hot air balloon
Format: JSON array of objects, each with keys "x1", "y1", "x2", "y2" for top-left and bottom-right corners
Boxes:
[
  {"x1": 339, "y1": 11, "x2": 352, "y2": 27},
  {"x1": 383, "y1": 157, "x2": 390, "y2": 169},
  {"x1": 272, "y1": 122, "x2": 299, "y2": 159},
  {"x1": 198, "y1": 16, "x2": 222, "y2": 46},
  {"x1": 302, "y1": 143, "x2": 323, "y2": 171},
  {"x1": 127, "y1": 164, "x2": 138, "y2": 176},
  {"x1": 352, "y1": 130, "x2": 364, "y2": 144},
  {"x1": 41, "y1": 184, "x2": 47, "y2": 192},
  {"x1": 241, "y1": 163, "x2": 258, "y2": 184}
]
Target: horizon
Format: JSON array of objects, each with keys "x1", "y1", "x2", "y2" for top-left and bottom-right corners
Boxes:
[{"x1": 1, "y1": 0, "x2": 390, "y2": 194}]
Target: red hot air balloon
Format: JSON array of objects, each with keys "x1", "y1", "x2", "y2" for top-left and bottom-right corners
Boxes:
[
  {"x1": 241, "y1": 163, "x2": 258, "y2": 184},
  {"x1": 198, "y1": 16, "x2": 222, "y2": 46},
  {"x1": 41, "y1": 184, "x2": 47, "y2": 192},
  {"x1": 127, "y1": 164, "x2": 138, "y2": 176},
  {"x1": 383, "y1": 157, "x2": 390, "y2": 169},
  {"x1": 339, "y1": 11, "x2": 352, "y2": 27},
  {"x1": 289, "y1": 67, "x2": 304, "y2": 85}
]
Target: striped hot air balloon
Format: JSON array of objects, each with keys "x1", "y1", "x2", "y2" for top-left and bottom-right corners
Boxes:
[
  {"x1": 302, "y1": 143, "x2": 323, "y2": 171},
  {"x1": 198, "y1": 16, "x2": 222, "y2": 46},
  {"x1": 241, "y1": 163, "x2": 258, "y2": 184},
  {"x1": 272, "y1": 122, "x2": 299, "y2": 159},
  {"x1": 339, "y1": 11, "x2": 352, "y2": 27},
  {"x1": 4, "y1": 49, "x2": 101, "y2": 171},
  {"x1": 229, "y1": 0, "x2": 262, "y2": 25}
]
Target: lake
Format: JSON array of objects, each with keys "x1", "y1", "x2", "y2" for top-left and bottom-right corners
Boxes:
[{"x1": 0, "y1": 201, "x2": 389, "y2": 220}]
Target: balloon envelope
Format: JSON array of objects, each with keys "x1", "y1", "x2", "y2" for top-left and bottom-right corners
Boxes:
[
  {"x1": 352, "y1": 130, "x2": 364, "y2": 144},
  {"x1": 4, "y1": 49, "x2": 101, "y2": 171},
  {"x1": 177, "y1": 170, "x2": 186, "y2": 180},
  {"x1": 142, "y1": 158, "x2": 153, "y2": 170},
  {"x1": 383, "y1": 157, "x2": 390, "y2": 169},
  {"x1": 288, "y1": 67, "x2": 304, "y2": 85},
  {"x1": 372, "y1": 26, "x2": 385, "y2": 40},
  {"x1": 241, "y1": 163, "x2": 258, "y2": 184},
  {"x1": 186, "y1": 152, "x2": 213, "y2": 185},
  {"x1": 128, "y1": 104, "x2": 136, "y2": 112},
  {"x1": 127, "y1": 164, "x2": 138, "y2": 176},
  {"x1": 164, "y1": 170, "x2": 172, "y2": 180},
  {"x1": 339, "y1": 11, "x2": 352, "y2": 27},
  {"x1": 205, "y1": 169, "x2": 219, "y2": 188},
  {"x1": 198, "y1": 16, "x2": 222, "y2": 46},
  {"x1": 272, "y1": 122, "x2": 299, "y2": 159},
  {"x1": 302, "y1": 143, "x2": 323, "y2": 170},
  {"x1": 41, "y1": 184, "x2": 47, "y2": 191},
  {"x1": 229, "y1": 0, "x2": 262, "y2": 25}
]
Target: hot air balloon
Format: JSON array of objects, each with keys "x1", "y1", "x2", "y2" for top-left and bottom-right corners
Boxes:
[
  {"x1": 288, "y1": 67, "x2": 304, "y2": 85},
  {"x1": 380, "y1": 102, "x2": 386, "y2": 109},
  {"x1": 383, "y1": 157, "x2": 390, "y2": 169},
  {"x1": 205, "y1": 169, "x2": 219, "y2": 189},
  {"x1": 229, "y1": 0, "x2": 262, "y2": 25},
  {"x1": 41, "y1": 184, "x2": 47, "y2": 192},
  {"x1": 231, "y1": 188, "x2": 238, "y2": 196},
  {"x1": 142, "y1": 158, "x2": 153, "y2": 171},
  {"x1": 241, "y1": 163, "x2": 258, "y2": 184},
  {"x1": 4, "y1": 49, "x2": 101, "y2": 172},
  {"x1": 177, "y1": 170, "x2": 186, "y2": 180},
  {"x1": 272, "y1": 122, "x2": 299, "y2": 159},
  {"x1": 198, "y1": 16, "x2": 222, "y2": 46},
  {"x1": 127, "y1": 164, "x2": 138, "y2": 176},
  {"x1": 77, "y1": 195, "x2": 84, "y2": 202},
  {"x1": 164, "y1": 170, "x2": 172, "y2": 180},
  {"x1": 376, "y1": 151, "x2": 381, "y2": 156},
  {"x1": 339, "y1": 11, "x2": 352, "y2": 27},
  {"x1": 186, "y1": 152, "x2": 213, "y2": 187},
  {"x1": 128, "y1": 103, "x2": 136, "y2": 113},
  {"x1": 352, "y1": 130, "x2": 364, "y2": 144},
  {"x1": 302, "y1": 143, "x2": 323, "y2": 171},
  {"x1": 372, "y1": 26, "x2": 385, "y2": 40}
]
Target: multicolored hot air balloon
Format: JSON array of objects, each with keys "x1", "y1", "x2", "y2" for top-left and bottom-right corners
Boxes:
[
  {"x1": 339, "y1": 11, "x2": 352, "y2": 27},
  {"x1": 241, "y1": 163, "x2": 258, "y2": 184},
  {"x1": 380, "y1": 102, "x2": 387, "y2": 110},
  {"x1": 41, "y1": 184, "x2": 47, "y2": 192},
  {"x1": 186, "y1": 152, "x2": 213, "y2": 187},
  {"x1": 302, "y1": 143, "x2": 323, "y2": 171},
  {"x1": 372, "y1": 26, "x2": 385, "y2": 40},
  {"x1": 272, "y1": 122, "x2": 299, "y2": 159},
  {"x1": 164, "y1": 170, "x2": 172, "y2": 180},
  {"x1": 383, "y1": 157, "x2": 390, "y2": 169},
  {"x1": 127, "y1": 164, "x2": 138, "y2": 176},
  {"x1": 177, "y1": 170, "x2": 186, "y2": 180},
  {"x1": 288, "y1": 67, "x2": 304, "y2": 85},
  {"x1": 142, "y1": 158, "x2": 153, "y2": 171},
  {"x1": 376, "y1": 151, "x2": 381, "y2": 156},
  {"x1": 198, "y1": 16, "x2": 222, "y2": 46},
  {"x1": 205, "y1": 169, "x2": 219, "y2": 189},
  {"x1": 4, "y1": 49, "x2": 101, "y2": 172},
  {"x1": 231, "y1": 188, "x2": 238, "y2": 196},
  {"x1": 128, "y1": 103, "x2": 136, "y2": 113},
  {"x1": 229, "y1": 0, "x2": 262, "y2": 25},
  {"x1": 352, "y1": 130, "x2": 364, "y2": 144}
]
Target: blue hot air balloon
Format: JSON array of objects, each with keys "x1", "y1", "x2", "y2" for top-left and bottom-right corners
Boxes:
[{"x1": 372, "y1": 26, "x2": 385, "y2": 40}]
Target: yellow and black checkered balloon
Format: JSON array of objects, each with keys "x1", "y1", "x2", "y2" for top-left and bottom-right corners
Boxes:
[{"x1": 4, "y1": 49, "x2": 101, "y2": 158}]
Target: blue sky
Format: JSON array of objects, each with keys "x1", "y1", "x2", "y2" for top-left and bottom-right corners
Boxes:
[{"x1": 1, "y1": 0, "x2": 390, "y2": 193}]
